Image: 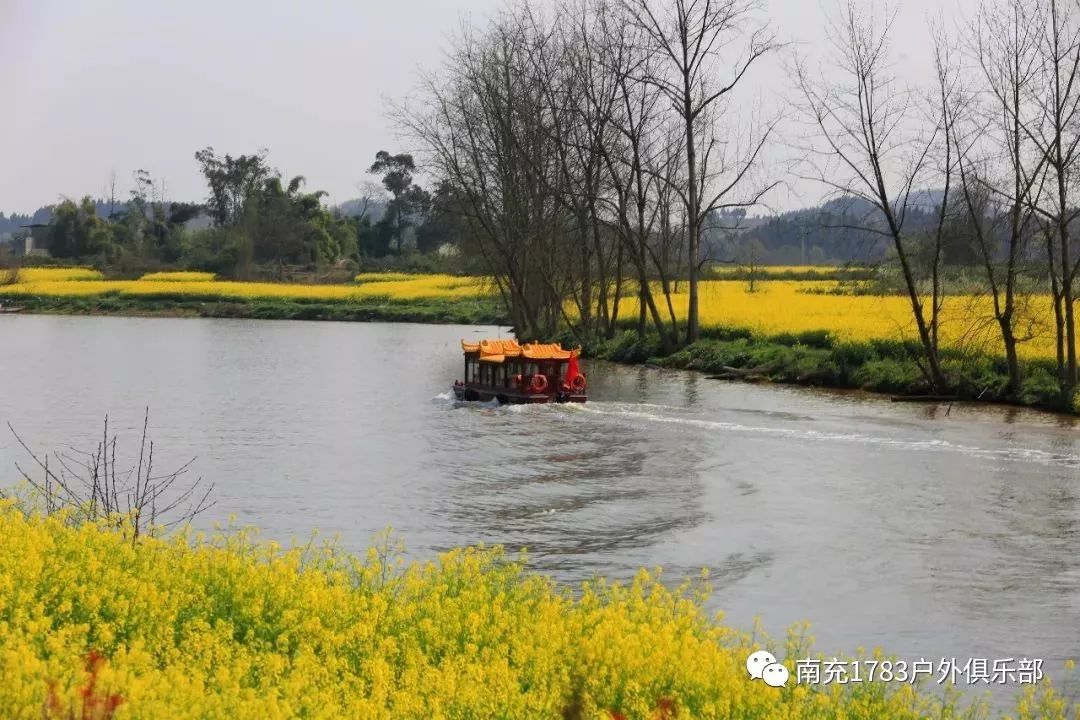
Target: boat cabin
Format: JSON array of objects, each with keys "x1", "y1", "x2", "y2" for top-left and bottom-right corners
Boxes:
[{"x1": 453, "y1": 338, "x2": 586, "y2": 404}]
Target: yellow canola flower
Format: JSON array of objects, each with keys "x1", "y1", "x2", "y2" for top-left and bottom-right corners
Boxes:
[
  {"x1": 1, "y1": 269, "x2": 1067, "y2": 362},
  {"x1": 0, "y1": 505, "x2": 1074, "y2": 719},
  {"x1": 138, "y1": 272, "x2": 216, "y2": 282},
  {"x1": 618, "y1": 280, "x2": 1060, "y2": 361},
  {"x1": 3, "y1": 273, "x2": 492, "y2": 303},
  {"x1": 14, "y1": 267, "x2": 104, "y2": 282}
]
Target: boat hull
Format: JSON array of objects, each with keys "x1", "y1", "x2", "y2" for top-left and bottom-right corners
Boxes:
[{"x1": 453, "y1": 383, "x2": 585, "y2": 404}]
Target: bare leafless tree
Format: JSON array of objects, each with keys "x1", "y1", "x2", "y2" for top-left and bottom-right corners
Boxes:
[
  {"x1": 621, "y1": 0, "x2": 778, "y2": 343},
  {"x1": 795, "y1": 1, "x2": 949, "y2": 392},
  {"x1": 584, "y1": 0, "x2": 680, "y2": 347},
  {"x1": 397, "y1": 10, "x2": 572, "y2": 338},
  {"x1": 952, "y1": 0, "x2": 1047, "y2": 397},
  {"x1": 397, "y1": 0, "x2": 777, "y2": 348},
  {"x1": 1020, "y1": 0, "x2": 1080, "y2": 396}
]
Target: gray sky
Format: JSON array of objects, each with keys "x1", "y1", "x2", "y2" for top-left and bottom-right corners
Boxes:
[{"x1": 1, "y1": 0, "x2": 970, "y2": 214}]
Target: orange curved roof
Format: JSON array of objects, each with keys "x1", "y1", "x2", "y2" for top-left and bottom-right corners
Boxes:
[
  {"x1": 481, "y1": 339, "x2": 522, "y2": 357},
  {"x1": 461, "y1": 338, "x2": 580, "y2": 362},
  {"x1": 521, "y1": 342, "x2": 579, "y2": 360},
  {"x1": 462, "y1": 338, "x2": 521, "y2": 360}
]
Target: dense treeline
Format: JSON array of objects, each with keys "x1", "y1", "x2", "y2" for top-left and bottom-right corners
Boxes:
[{"x1": 0, "y1": 148, "x2": 467, "y2": 278}]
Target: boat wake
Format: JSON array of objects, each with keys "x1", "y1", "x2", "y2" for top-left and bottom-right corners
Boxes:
[
  {"x1": 432, "y1": 390, "x2": 500, "y2": 409},
  {"x1": 570, "y1": 402, "x2": 1080, "y2": 470}
]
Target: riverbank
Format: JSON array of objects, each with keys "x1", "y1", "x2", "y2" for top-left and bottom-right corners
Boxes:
[
  {"x1": 1, "y1": 503, "x2": 1072, "y2": 719},
  {"x1": 581, "y1": 329, "x2": 1079, "y2": 415},
  {"x1": 2, "y1": 293, "x2": 508, "y2": 325}
]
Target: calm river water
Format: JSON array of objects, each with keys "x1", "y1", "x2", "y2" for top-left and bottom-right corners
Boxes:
[{"x1": 2, "y1": 315, "x2": 1079, "y2": 700}]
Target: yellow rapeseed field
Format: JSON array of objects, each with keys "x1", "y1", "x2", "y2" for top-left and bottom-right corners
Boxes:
[
  {"x1": 14, "y1": 267, "x2": 104, "y2": 282},
  {"x1": 1, "y1": 269, "x2": 1064, "y2": 361},
  {"x1": 622, "y1": 280, "x2": 1059, "y2": 361},
  {"x1": 138, "y1": 271, "x2": 216, "y2": 282},
  {"x1": 2, "y1": 273, "x2": 490, "y2": 303},
  {"x1": 0, "y1": 503, "x2": 1072, "y2": 719}
]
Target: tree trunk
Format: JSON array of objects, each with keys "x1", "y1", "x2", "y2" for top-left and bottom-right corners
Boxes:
[{"x1": 684, "y1": 94, "x2": 700, "y2": 344}]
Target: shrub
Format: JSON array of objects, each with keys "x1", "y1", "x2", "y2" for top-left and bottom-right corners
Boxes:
[
  {"x1": 852, "y1": 358, "x2": 929, "y2": 394},
  {"x1": 1021, "y1": 367, "x2": 1063, "y2": 407}
]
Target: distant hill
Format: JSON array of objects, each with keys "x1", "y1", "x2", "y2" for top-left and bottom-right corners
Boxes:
[{"x1": 704, "y1": 193, "x2": 945, "y2": 264}]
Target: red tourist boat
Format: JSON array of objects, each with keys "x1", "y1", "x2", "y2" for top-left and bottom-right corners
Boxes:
[{"x1": 453, "y1": 338, "x2": 587, "y2": 404}]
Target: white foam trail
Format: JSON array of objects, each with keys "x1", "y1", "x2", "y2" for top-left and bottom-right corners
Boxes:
[
  {"x1": 432, "y1": 390, "x2": 499, "y2": 408},
  {"x1": 573, "y1": 403, "x2": 1080, "y2": 470}
]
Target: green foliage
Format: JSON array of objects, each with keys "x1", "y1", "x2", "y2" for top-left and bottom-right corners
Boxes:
[
  {"x1": 47, "y1": 198, "x2": 114, "y2": 258},
  {"x1": 30, "y1": 146, "x2": 467, "y2": 275},
  {"x1": 355, "y1": 250, "x2": 472, "y2": 275},
  {"x1": 1021, "y1": 367, "x2": 1066, "y2": 407},
  {"x1": 850, "y1": 359, "x2": 928, "y2": 393},
  {"x1": 772, "y1": 329, "x2": 833, "y2": 349},
  {"x1": 942, "y1": 357, "x2": 1008, "y2": 399},
  {"x1": 831, "y1": 341, "x2": 878, "y2": 370},
  {"x1": 368, "y1": 150, "x2": 431, "y2": 255},
  {"x1": 696, "y1": 325, "x2": 753, "y2": 342},
  {"x1": 194, "y1": 146, "x2": 274, "y2": 226},
  {"x1": 595, "y1": 331, "x2": 664, "y2": 364},
  {"x1": 181, "y1": 226, "x2": 252, "y2": 277},
  {"x1": 188, "y1": 149, "x2": 359, "y2": 274},
  {"x1": 588, "y1": 329, "x2": 1077, "y2": 412},
  {"x1": 2, "y1": 292, "x2": 508, "y2": 326}
]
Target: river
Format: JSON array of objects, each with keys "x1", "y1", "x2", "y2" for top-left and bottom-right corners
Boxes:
[{"x1": 2, "y1": 314, "x2": 1078, "y2": 702}]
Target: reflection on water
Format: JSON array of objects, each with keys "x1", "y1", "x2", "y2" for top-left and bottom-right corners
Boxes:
[{"x1": 1, "y1": 314, "x2": 1079, "y2": 703}]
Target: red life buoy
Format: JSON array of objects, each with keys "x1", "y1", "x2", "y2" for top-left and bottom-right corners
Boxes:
[
  {"x1": 530, "y1": 374, "x2": 549, "y2": 394},
  {"x1": 570, "y1": 374, "x2": 586, "y2": 392}
]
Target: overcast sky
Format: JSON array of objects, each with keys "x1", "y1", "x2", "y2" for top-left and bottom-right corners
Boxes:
[{"x1": 1, "y1": 0, "x2": 973, "y2": 214}]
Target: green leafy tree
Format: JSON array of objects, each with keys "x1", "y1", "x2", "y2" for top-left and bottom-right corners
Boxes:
[
  {"x1": 47, "y1": 197, "x2": 113, "y2": 258},
  {"x1": 250, "y1": 175, "x2": 348, "y2": 273},
  {"x1": 367, "y1": 151, "x2": 430, "y2": 254},
  {"x1": 195, "y1": 147, "x2": 273, "y2": 226}
]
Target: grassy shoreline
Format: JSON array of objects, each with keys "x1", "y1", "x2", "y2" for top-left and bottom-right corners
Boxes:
[
  {"x1": 578, "y1": 327, "x2": 1077, "y2": 415},
  {"x1": 6, "y1": 292, "x2": 1077, "y2": 414},
  {"x1": 3, "y1": 293, "x2": 509, "y2": 326}
]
